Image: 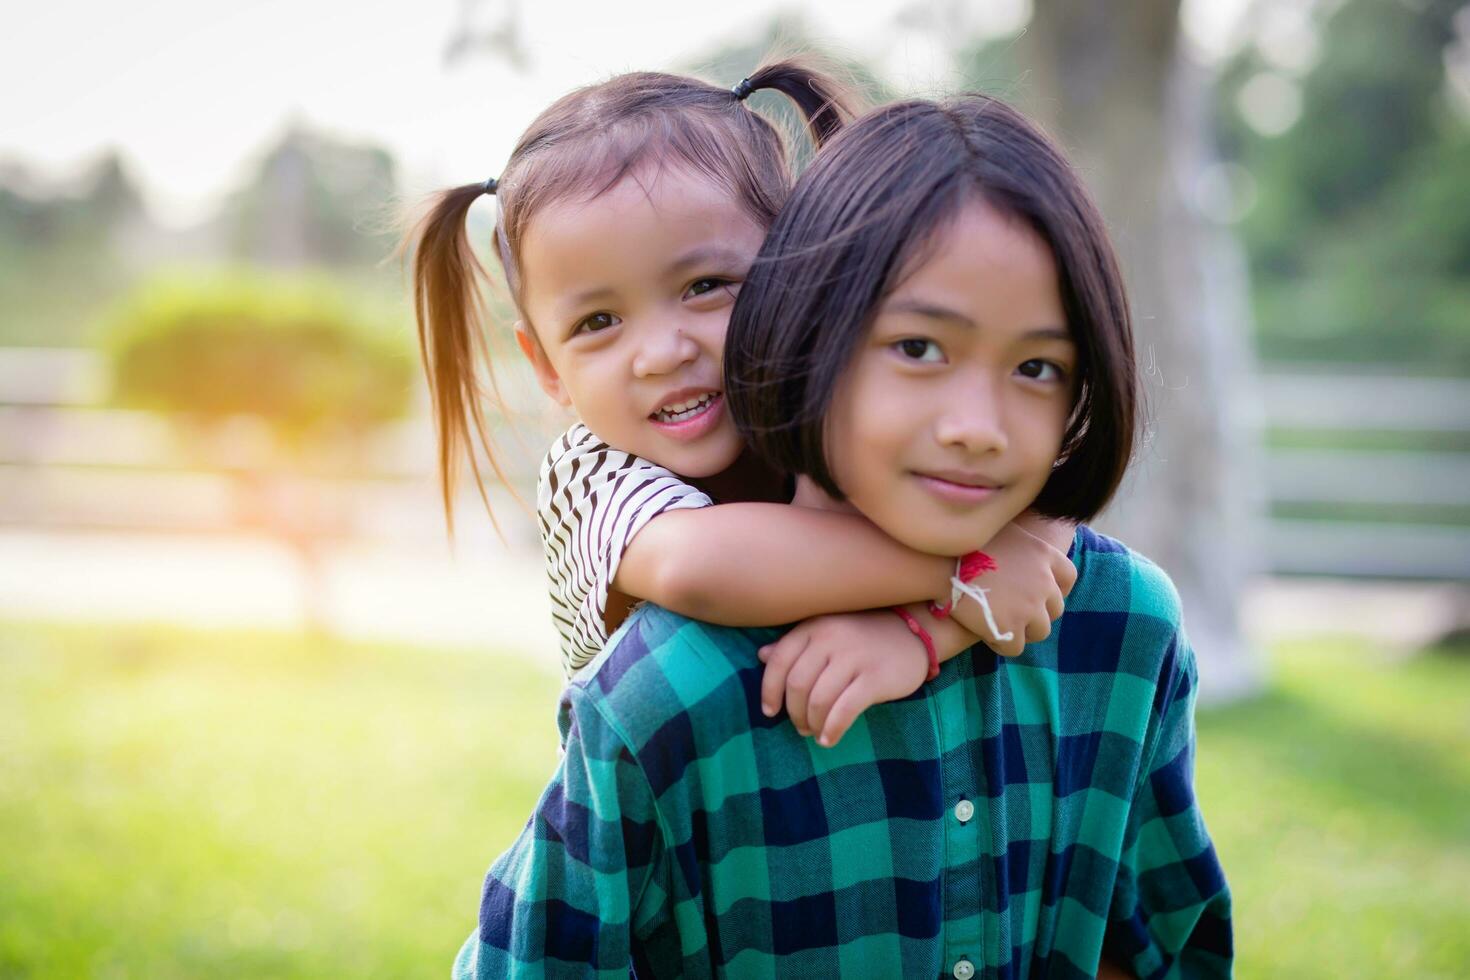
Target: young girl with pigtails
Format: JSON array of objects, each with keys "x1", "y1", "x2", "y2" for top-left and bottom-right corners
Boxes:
[{"x1": 405, "y1": 59, "x2": 1077, "y2": 748}]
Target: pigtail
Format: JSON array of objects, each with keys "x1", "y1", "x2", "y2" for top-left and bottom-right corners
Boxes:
[
  {"x1": 403, "y1": 182, "x2": 512, "y2": 536},
  {"x1": 742, "y1": 58, "x2": 860, "y2": 149}
]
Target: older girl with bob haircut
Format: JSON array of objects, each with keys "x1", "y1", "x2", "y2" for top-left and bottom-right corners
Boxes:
[
  {"x1": 455, "y1": 92, "x2": 1231, "y2": 978},
  {"x1": 727, "y1": 93, "x2": 1233, "y2": 976},
  {"x1": 407, "y1": 62, "x2": 1078, "y2": 743}
]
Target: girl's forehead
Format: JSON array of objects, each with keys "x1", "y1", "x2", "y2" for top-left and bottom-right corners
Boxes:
[
  {"x1": 517, "y1": 165, "x2": 766, "y2": 315},
  {"x1": 904, "y1": 198, "x2": 1049, "y2": 277},
  {"x1": 530, "y1": 163, "x2": 754, "y2": 241},
  {"x1": 884, "y1": 199, "x2": 1064, "y2": 320}
]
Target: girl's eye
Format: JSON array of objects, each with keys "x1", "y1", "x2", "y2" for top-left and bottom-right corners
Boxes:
[
  {"x1": 895, "y1": 338, "x2": 944, "y2": 363},
  {"x1": 1018, "y1": 358, "x2": 1066, "y2": 382},
  {"x1": 685, "y1": 277, "x2": 734, "y2": 300},
  {"x1": 573, "y1": 312, "x2": 620, "y2": 336}
]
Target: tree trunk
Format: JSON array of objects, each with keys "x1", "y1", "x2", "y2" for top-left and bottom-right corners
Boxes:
[{"x1": 1017, "y1": 0, "x2": 1264, "y2": 701}]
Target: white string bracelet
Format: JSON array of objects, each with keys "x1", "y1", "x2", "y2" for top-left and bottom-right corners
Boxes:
[
  {"x1": 928, "y1": 550, "x2": 1012, "y2": 643},
  {"x1": 947, "y1": 575, "x2": 1014, "y2": 644}
]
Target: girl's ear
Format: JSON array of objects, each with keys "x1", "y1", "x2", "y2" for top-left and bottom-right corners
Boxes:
[{"x1": 515, "y1": 322, "x2": 572, "y2": 408}]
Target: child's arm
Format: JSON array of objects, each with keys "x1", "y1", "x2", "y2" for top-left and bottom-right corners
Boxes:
[
  {"x1": 612, "y1": 503, "x2": 956, "y2": 626},
  {"x1": 757, "y1": 519, "x2": 1077, "y2": 746},
  {"x1": 539, "y1": 428, "x2": 960, "y2": 675}
]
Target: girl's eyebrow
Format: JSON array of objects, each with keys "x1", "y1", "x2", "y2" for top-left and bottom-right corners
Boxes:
[
  {"x1": 562, "y1": 284, "x2": 619, "y2": 309},
  {"x1": 557, "y1": 245, "x2": 749, "y2": 313},
  {"x1": 665, "y1": 245, "x2": 751, "y2": 275},
  {"x1": 883, "y1": 298, "x2": 1071, "y2": 342}
]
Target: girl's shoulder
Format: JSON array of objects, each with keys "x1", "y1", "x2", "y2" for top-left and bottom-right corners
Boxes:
[
  {"x1": 536, "y1": 422, "x2": 713, "y2": 676},
  {"x1": 538, "y1": 422, "x2": 634, "y2": 494},
  {"x1": 537, "y1": 422, "x2": 709, "y2": 511},
  {"x1": 1068, "y1": 524, "x2": 1183, "y2": 631},
  {"x1": 1056, "y1": 525, "x2": 1196, "y2": 696}
]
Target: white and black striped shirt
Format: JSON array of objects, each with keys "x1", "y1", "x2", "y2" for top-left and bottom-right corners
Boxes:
[{"x1": 537, "y1": 423, "x2": 713, "y2": 676}]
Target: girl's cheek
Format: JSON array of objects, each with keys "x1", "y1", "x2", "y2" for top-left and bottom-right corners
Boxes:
[{"x1": 697, "y1": 313, "x2": 734, "y2": 361}]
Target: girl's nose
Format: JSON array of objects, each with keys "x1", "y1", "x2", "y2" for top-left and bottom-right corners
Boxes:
[
  {"x1": 934, "y1": 380, "x2": 1008, "y2": 456},
  {"x1": 632, "y1": 324, "x2": 700, "y2": 378}
]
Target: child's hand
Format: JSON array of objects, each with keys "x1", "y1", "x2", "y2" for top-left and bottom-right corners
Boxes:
[
  {"x1": 757, "y1": 611, "x2": 929, "y2": 748},
  {"x1": 947, "y1": 517, "x2": 1077, "y2": 657}
]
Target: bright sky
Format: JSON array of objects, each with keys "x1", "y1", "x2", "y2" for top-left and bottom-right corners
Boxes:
[{"x1": 2, "y1": 0, "x2": 1247, "y2": 226}]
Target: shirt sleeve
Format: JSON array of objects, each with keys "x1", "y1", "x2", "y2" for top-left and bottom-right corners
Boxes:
[
  {"x1": 538, "y1": 425, "x2": 713, "y2": 677},
  {"x1": 1104, "y1": 627, "x2": 1234, "y2": 979},
  {"x1": 453, "y1": 684, "x2": 671, "y2": 979}
]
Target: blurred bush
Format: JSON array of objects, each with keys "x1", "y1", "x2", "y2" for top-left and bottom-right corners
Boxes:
[
  {"x1": 98, "y1": 270, "x2": 417, "y2": 632},
  {"x1": 102, "y1": 270, "x2": 413, "y2": 447}
]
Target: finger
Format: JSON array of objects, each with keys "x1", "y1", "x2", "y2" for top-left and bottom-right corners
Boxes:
[
  {"x1": 1044, "y1": 589, "x2": 1065, "y2": 623},
  {"x1": 1024, "y1": 616, "x2": 1052, "y2": 644},
  {"x1": 805, "y1": 660, "x2": 858, "y2": 740},
  {"x1": 760, "y1": 634, "x2": 807, "y2": 718},
  {"x1": 987, "y1": 632, "x2": 1025, "y2": 658},
  {"x1": 784, "y1": 648, "x2": 831, "y2": 736},
  {"x1": 1054, "y1": 554, "x2": 1079, "y2": 596},
  {"x1": 819, "y1": 681, "x2": 874, "y2": 748}
]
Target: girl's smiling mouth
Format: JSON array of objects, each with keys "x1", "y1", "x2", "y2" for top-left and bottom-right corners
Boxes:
[
  {"x1": 649, "y1": 389, "x2": 724, "y2": 440},
  {"x1": 912, "y1": 470, "x2": 1002, "y2": 505}
]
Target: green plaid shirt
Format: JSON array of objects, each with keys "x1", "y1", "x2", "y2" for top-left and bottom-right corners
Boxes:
[{"x1": 456, "y1": 526, "x2": 1232, "y2": 978}]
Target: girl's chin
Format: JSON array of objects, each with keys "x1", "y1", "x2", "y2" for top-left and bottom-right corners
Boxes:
[
  {"x1": 635, "y1": 438, "x2": 742, "y2": 480},
  {"x1": 870, "y1": 521, "x2": 986, "y2": 560},
  {"x1": 869, "y1": 502, "x2": 1020, "y2": 559}
]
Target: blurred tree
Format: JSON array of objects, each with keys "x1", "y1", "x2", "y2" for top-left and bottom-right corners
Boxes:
[
  {"x1": 990, "y1": 0, "x2": 1263, "y2": 699},
  {"x1": 0, "y1": 152, "x2": 154, "y2": 346},
  {"x1": 444, "y1": 0, "x2": 530, "y2": 70},
  {"x1": 216, "y1": 126, "x2": 400, "y2": 272},
  {"x1": 103, "y1": 271, "x2": 414, "y2": 632},
  {"x1": 1218, "y1": 0, "x2": 1470, "y2": 369},
  {"x1": 0, "y1": 123, "x2": 409, "y2": 347}
]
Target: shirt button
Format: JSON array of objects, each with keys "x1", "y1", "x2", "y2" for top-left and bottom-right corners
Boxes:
[
  {"x1": 954, "y1": 799, "x2": 975, "y2": 823},
  {"x1": 953, "y1": 958, "x2": 976, "y2": 980}
]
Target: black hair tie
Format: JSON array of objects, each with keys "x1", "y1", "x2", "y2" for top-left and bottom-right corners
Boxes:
[
  {"x1": 731, "y1": 77, "x2": 755, "y2": 102},
  {"x1": 481, "y1": 177, "x2": 499, "y2": 196}
]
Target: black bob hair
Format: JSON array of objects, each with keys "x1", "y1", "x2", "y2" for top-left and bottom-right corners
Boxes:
[{"x1": 724, "y1": 94, "x2": 1138, "y2": 521}]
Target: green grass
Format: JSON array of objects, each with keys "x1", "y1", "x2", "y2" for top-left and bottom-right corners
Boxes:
[
  {"x1": 1195, "y1": 637, "x2": 1470, "y2": 979},
  {"x1": 1, "y1": 622, "x2": 1467, "y2": 978},
  {"x1": 0, "y1": 622, "x2": 563, "y2": 979}
]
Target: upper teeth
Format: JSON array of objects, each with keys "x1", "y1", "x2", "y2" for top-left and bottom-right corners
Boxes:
[{"x1": 656, "y1": 392, "x2": 715, "y2": 420}]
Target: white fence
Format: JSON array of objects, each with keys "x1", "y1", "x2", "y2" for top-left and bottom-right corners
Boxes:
[
  {"x1": 1257, "y1": 369, "x2": 1470, "y2": 579},
  {"x1": 2, "y1": 348, "x2": 1467, "y2": 580},
  {"x1": 0, "y1": 347, "x2": 562, "y2": 550}
]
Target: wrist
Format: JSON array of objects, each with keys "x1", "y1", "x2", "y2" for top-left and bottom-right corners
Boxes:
[
  {"x1": 924, "y1": 610, "x2": 983, "y2": 662},
  {"x1": 929, "y1": 550, "x2": 997, "y2": 618},
  {"x1": 890, "y1": 606, "x2": 940, "y2": 681}
]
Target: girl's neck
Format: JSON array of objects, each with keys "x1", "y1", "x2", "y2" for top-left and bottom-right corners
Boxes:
[{"x1": 789, "y1": 475, "x2": 859, "y2": 515}]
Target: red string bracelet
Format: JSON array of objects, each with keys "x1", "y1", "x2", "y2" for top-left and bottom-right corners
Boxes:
[
  {"x1": 891, "y1": 607, "x2": 940, "y2": 681},
  {"x1": 929, "y1": 550, "x2": 998, "y2": 619}
]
